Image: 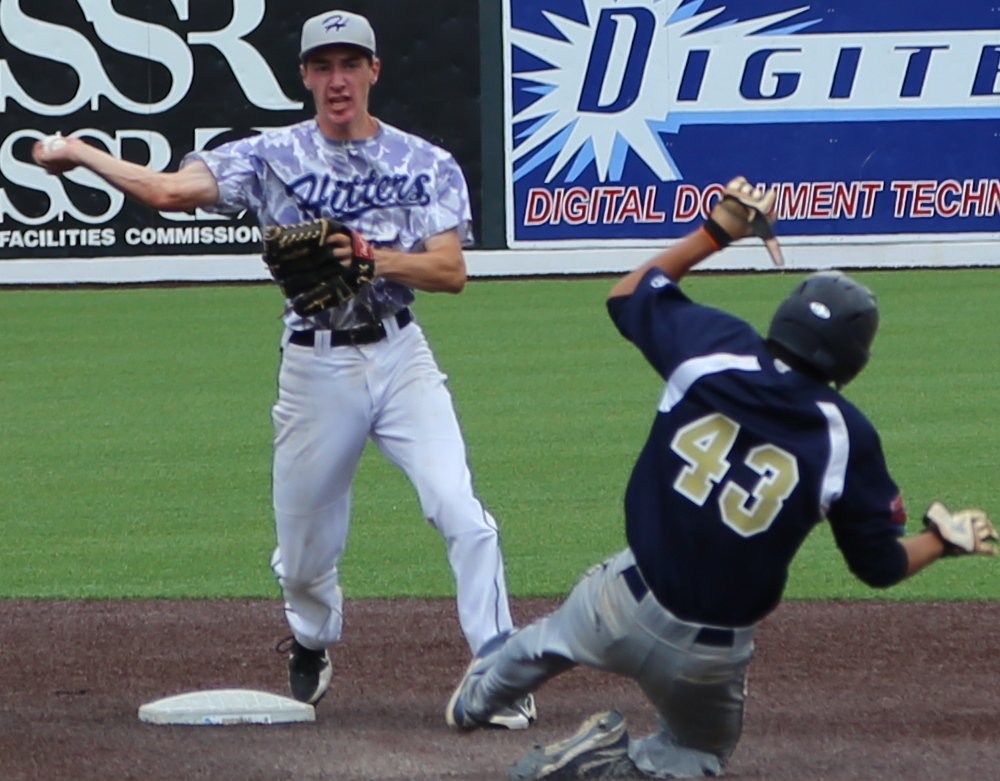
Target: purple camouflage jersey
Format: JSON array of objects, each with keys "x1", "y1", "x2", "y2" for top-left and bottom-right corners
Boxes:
[{"x1": 183, "y1": 119, "x2": 473, "y2": 330}]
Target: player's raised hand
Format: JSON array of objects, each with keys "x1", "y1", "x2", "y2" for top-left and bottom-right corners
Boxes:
[
  {"x1": 923, "y1": 501, "x2": 999, "y2": 556},
  {"x1": 32, "y1": 133, "x2": 80, "y2": 175},
  {"x1": 704, "y1": 176, "x2": 784, "y2": 266}
]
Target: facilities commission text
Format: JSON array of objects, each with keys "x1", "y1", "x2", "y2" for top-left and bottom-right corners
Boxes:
[
  {"x1": 522, "y1": 179, "x2": 1000, "y2": 226},
  {"x1": 0, "y1": 225, "x2": 261, "y2": 250}
]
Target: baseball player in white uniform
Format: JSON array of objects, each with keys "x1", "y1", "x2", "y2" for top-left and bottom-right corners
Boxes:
[{"x1": 32, "y1": 8, "x2": 536, "y2": 729}]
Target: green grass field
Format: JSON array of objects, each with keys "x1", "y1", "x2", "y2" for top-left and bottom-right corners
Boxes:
[{"x1": 1, "y1": 268, "x2": 997, "y2": 600}]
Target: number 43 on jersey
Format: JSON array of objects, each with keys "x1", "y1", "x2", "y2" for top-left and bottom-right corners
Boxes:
[{"x1": 671, "y1": 413, "x2": 799, "y2": 537}]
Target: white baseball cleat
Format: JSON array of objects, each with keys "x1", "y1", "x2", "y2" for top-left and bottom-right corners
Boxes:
[
  {"x1": 447, "y1": 630, "x2": 539, "y2": 730},
  {"x1": 487, "y1": 693, "x2": 538, "y2": 730}
]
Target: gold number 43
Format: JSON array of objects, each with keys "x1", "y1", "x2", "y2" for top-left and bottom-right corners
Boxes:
[{"x1": 670, "y1": 413, "x2": 799, "y2": 537}]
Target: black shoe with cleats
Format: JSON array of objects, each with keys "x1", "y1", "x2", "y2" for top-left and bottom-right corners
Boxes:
[{"x1": 277, "y1": 636, "x2": 332, "y2": 705}]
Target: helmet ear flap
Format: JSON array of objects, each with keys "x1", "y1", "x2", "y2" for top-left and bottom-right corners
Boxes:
[{"x1": 767, "y1": 272, "x2": 878, "y2": 387}]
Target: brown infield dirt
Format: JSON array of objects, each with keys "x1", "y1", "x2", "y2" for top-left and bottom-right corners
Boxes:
[{"x1": 2, "y1": 597, "x2": 997, "y2": 781}]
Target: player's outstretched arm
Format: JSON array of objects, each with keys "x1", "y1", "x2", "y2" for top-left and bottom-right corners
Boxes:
[
  {"x1": 32, "y1": 135, "x2": 219, "y2": 212},
  {"x1": 608, "y1": 226, "x2": 717, "y2": 299},
  {"x1": 609, "y1": 176, "x2": 777, "y2": 298}
]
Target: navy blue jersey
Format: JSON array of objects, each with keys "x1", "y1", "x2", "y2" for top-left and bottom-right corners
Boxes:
[{"x1": 607, "y1": 269, "x2": 907, "y2": 627}]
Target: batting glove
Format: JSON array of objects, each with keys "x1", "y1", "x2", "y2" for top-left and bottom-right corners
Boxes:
[{"x1": 923, "y1": 501, "x2": 999, "y2": 556}]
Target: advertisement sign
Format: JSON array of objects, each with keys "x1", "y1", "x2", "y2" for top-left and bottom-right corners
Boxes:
[
  {"x1": 0, "y1": 2, "x2": 305, "y2": 261},
  {"x1": 504, "y1": 0, "x2": 1000, "y2": 248}
]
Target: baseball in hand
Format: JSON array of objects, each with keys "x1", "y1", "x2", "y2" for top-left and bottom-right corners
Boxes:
[{"x1": 41, "y1": 134, "x2": 67, "y2": 153}]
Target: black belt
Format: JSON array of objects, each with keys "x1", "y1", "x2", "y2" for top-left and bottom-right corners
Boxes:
[
  {"x1": 622, "y1": 564, "x2": 649, "y2": 603},
  {"x1": 289, "y1": 308, "x2": 412, "y2": 347},
  {"x1": 621, "y1": 565, "x2": 735, "y2": 648}
]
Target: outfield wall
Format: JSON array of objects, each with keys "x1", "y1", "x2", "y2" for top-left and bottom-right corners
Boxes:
[{"x1": 1, "y1": 1, "x2": 997, "y2": 284}]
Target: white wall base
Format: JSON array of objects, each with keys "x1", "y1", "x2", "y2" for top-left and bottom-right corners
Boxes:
[{"x1": 1, "y1": 238, "x2": 997, "y2": 285}]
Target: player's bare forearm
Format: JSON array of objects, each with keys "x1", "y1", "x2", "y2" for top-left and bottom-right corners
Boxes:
[
  {"x1": 33, "y1": 136, "x2": 219, "y2": 212},
  {"x1": 75, "y1": 148, "x2": 219, "y2": 211},
  {"x1": 900, "y1": 531, "x2": 947, "y2": 577},
  {"x1": 609, "y1": 227, "x2": 717, "y2": 299},
  {"x1": 373, "y1": 230, "x2": 467, "y2": 293}
]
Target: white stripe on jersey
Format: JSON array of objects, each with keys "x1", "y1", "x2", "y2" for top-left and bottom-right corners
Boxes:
[
  {"x1": 817, "y1": 401, "x2": 849, "y2": 516},
  {"x1": 658, "y1": 353, "x2": 762, "y2": 413}
]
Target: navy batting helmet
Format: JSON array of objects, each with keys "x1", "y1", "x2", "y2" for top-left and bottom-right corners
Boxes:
[{"x1": 767, "y1": 271, "x2": 879, "y2": 388}]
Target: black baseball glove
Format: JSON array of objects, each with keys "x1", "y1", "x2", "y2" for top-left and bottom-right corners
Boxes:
[{"x1": 262, "y1": 217, "x2": 376, "y2": 316}]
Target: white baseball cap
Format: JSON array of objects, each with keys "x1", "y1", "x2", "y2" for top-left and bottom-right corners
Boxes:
[{"x1": 300, "y1": 10, "x2": 377, "y2": 61}]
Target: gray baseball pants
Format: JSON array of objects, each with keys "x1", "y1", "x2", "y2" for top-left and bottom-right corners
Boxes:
[{"x1": 461, "y1": 547, "x2": 757, "y2": 778}]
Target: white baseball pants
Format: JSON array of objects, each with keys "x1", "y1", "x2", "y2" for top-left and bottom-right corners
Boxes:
[{"x1": 269, "y1": 313, "x2": 513, "y2": 654}]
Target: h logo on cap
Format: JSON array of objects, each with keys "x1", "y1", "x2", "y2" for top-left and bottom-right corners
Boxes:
[{"x1": 323, "y1": 14, "x2": 347, "y2": 32}]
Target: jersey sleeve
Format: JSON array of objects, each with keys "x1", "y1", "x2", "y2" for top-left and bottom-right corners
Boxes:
[
  {"x1": 425, "y1": 151, "x2": 473, "y2": 246},
  {"x1": 181, "y1": 135, "x2": 264, "y2": 216},
  {"x1": 826, "y1": 413, "x2": 909, "y2": 588},
  {"x1": 607, "y1": 269, "x2": 692, "y2": 375},
  {"x1": 607, "y1": 268, "x2": 755, "y2": 378}
]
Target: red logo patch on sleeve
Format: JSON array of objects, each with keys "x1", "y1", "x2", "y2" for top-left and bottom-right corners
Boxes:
[{"x1": 890, "y1": 494, "x2": 907, "y2": 525}]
